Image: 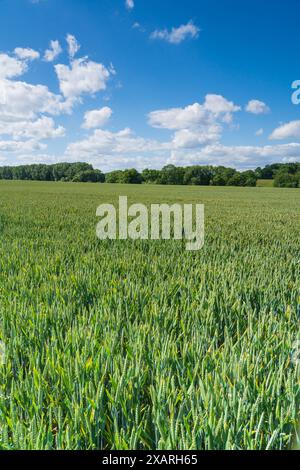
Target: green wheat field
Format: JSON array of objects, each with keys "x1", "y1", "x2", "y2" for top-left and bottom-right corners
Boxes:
[{"x1": 0, "y1": 180, "x2": 299, "y2": 450}]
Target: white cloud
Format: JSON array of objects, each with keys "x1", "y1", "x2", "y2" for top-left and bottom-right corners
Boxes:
[
  {"x1": 204, "y1": 94, "x2": 241, "y2": 118},
  {"x1": 7, "y1": 136, "x2": 300, "y2": 172},
  {"x1": 0, "y1": 139, "x2": 46, "y2": 153},
  {"x1": 82, "y1": 107, "x2": 112, "y2": 129},
  {"x1": 0, "y1": 75, "x2": 65, "y2": 157},
  {"x1": 149, "y1": 103, "x2": 207, "y2": 130},
  {"x1": 0, "y1": 46, "x2": 67, "y2": 161},
  {"x1": 14, "y1": 47, "x2": 40, "y2": 61},
  {"x1": 65, "y1": 128, "x2": 167, "y2": 164},
  {"x1": 255, "y1": 128, "x2": 264, "y2": 136},
  {"x1": 13, "y1": 152, "x2": 66, "y2": 165},
  {"x1": 63, "y1": 88, "x2": 300, "y2": 172},
  {"x1": 66, "y1": 34, "x2": 80, "y2": 58},
  {"x1": 65, "y1": 95, "x2": 241, "y2": 170},
  {"x1": 64, "y1": 127, "x2": 300, "y2": 171},
  {"x1": 148, "y1": 95, "x2": 240, "y2": 131},
  {"x1": 0, "y1": 36, "x2": 116, "y2": 163},
  {"x1": 246, "y1": 99, "x2": 270, "y2": 114},
  {"x1": 0, "y1": 78, "x2": 72, "y2": 120},
  {"x1": 150, "y1": 21, "x2": 200, "y2": 44},
  {"x1": 269, "y1": 120, "x2": 300, "y2": 140},
  {"x1": 172, "y1": 126, "x2": 222, "y2": 149},
  {"x1": 0, "y1": 53, "x2": 27, "y2": 79},
  {"x1": 148, "y1": 95, "x2": 240, "y2": 152},
  {"x1": 108, "y1": 63, "x2": 116, "y2": 76},
  {"x1": 0, "y1": 116, "x2": 65, "y2": 140},
  {"x1": 55, "y1": 57, "x2": 110, "y2": 99},
  {"x1": 44, "y1": 40, "x2": 62, "y2": 62},
  {"x1": 168, "y1": 143, "x2": 300, "y2": 170},
  {"x1": 4, "y1": 35, "x2": 296, "y2": 172},
  {"x1": 132, "y1": 22, "x2": 145, "y2": 32},
  {"x1": 125, "y1": 0, "x2": 134, "y2": 9}
]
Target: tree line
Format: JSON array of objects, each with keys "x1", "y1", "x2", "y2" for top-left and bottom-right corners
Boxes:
[
  {"x1": 257, "y1": 163, "x2": 300, "y2": 188},
  {"x1": 106, "y1": 166, "x2": 258, "y2": 186},
  {"x1": 1, "y1": 161, "x2": 300, "y2": 187},
  {"x1": 0, "y1": 163, "x2": 105, "y2": 183}
]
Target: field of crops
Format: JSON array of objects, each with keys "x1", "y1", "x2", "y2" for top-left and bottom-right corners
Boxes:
[
  {"x1": 0, "y1": 180, "x2": 299, "y2": 450},
  {"x1": 256, "y1": 179, "x2": 275, "y2": 187}
]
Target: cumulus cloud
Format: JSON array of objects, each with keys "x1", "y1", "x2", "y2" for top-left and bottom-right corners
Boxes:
[
  {"x1": 0, "y1": 53, "x2": 27, "y2": 79},
  {"x1": 148, "y1": 95, "x2": 240, "y2": 149},
  {"x1": 149, "y1": 103, "x2": 207, "y2": 130},
  {"x1": 0, "y1": 78, "x2": 72, "y2": 120},
  {"x1": 256, "y1": 128, "x2": 264, "y2": 136},
  {"x1": 14, "y1": 47, "x2": 40, "y2": 61},
  {"x1": 82, "y1": 107, "x2": 112, "y2": 129},
  {"x1": 65, "y1": 95, "x2": 241, "y2": 169},
  {"x1": 0, "y1": 36, "x2": 115, "y2": 163},
  {"x1": 204, "y1": 94, "x2": 241, "y2": 119},
  {"x1": 125, "y1": 0, "x2": 134, "y2": 9},
  {"x1": 64, "y1": 126, "x2": 300, "y2": 171},
  {"x1": 8, "y1": 135, "x2": 300, "y2": 171},
  {"x1": 269, "y1": 120, "x2": 300, "y2": 140},
  {"x1": 66, "y1": 34, "x2": 80, "y2": 58},
  {"x1": 0, "y1": 77, "x2": 66, "y2": 157},
  {"x1": 0, "y1": 116, "x2": 65, "y2": 141},
  {"x1": 150, "y1": 21, "x2": 200, "y2": 44},
  {"x1": 66, "y1": 127, "x2": 166, "y2": 159},
  {"x1": 4, "y1": 35, "x2": 293, "y2": 172},
  {"x1": 0, "y1": 45, "x2": 67, "y2": 160},
  {"x1": 55, "y1": 58, "x2": 110, "y2": 99},
  {"x1": 64, "y1": 128, "x2": 171, "y2": 172},
  {"x1": 246, "y1": 99, "x2": 270, "y2": 114},
  {"x1": 63, "y1": 89, "x2": 300, "y2": 172},
  {"x1": 44, "y1": 40, "x2": 62, "y2": 62},
  {"x1": 172, "y1": 126, "x2": 222, "y2": 149},
  {"x1": 0, "y1": 139, "x2": 46, "y2": 153},
  {"x1": 148, "y1": 95, "x2": 240, "y2": 130},
  {"x1": 15, "y1": 153, "x2": 59, "y2": 164},
  {"x1": 169, "y1": 143, "x2": 300, "y2": 170}
]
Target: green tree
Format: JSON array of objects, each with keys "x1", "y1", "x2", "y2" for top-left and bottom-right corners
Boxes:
[
  {"x1": 141, "y1": 169, "x2": 160, "y2": 184},
  {"x1": 183, "y1": 166, "x2": 213, "y2": 186},
  {"x1": 105, "y1": 171, "x2": 124, "y2": 183},
  {"x1": 274, "y1": 171, "x2": 298, "y2": 188},
  {"x1": 120, "y1": 169, "x2": 143, "y2": 184},
  {"x1": 211, "y1": 167, "x2": 236, "y2": 186},
  {"x1": 159, "y1": 165, "x2": 185, "y2": 185},
  {"x1": 73, "y1": 170, "x2": 105, "y2": 183}
]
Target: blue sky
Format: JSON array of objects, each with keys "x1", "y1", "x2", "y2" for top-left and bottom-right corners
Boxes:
[{"x1": 1, "y1": 0, "x2": 300, "y2": 171}]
